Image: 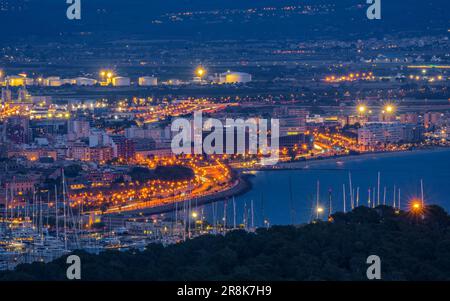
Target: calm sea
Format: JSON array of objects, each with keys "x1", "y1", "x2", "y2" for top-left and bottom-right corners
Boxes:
[{"x1": 200, "y1": 149, "x2": 450, "y2": 226}]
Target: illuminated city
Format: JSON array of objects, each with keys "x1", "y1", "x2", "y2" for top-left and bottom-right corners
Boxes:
[{"x1": 0, "y1": 0, "x2": 450, "y2": 289}]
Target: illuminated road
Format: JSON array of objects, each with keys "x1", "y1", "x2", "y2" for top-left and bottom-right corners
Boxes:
[{"x1": 72, "y1": 160, "x2": 235, "y2": 215}]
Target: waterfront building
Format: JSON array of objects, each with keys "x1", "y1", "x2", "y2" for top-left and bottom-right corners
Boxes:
[
  {"x1": 401, "y1": 124, "x2": 424, "y2": 143},
  {"x1": 358, "y1": 122, "x2": 403, "y2": 147},
  {"x1": 280, "y1": 116, "x2": 307, "y2": 136}
]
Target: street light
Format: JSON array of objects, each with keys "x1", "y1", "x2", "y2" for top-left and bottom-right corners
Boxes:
[
  {"x1": 357, "y1": 104, "x2": 367, "y2": 114},
  {"x1": 410, "y1": 199, "x2": 423, "y2": 213},
  {"x1": 196, "y1": 66, "x2": 206, "y2": 78},
  {"x1": 316, "y1": 206, "x2": 324, "y2": 219},
  {"x1": 385, "y1": 104, "x2": 395, "y2": 114}
]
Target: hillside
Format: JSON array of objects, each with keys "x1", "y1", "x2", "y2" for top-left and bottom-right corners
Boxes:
[{"x1": 2, "y1": 205, "x2": 450, "y2": 281}]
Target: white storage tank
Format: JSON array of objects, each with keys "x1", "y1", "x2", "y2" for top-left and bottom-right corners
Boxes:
[
  {"x1": 62, "y1": 78, "x2": 76, "y2": 85},
  {"x1": 138, "y1": 76, "x2": 158, "y2": 86},
  {"x1": 75, "y1": 77, "x2": 97, "y2": 86},
  {"x1": 112, "y1": 77, "x2": 131, "y2": 87},
  {"x1": 220, "y1": 71, "x2": 252, "y2": 84},
  {"x1": 6, "y1": 75, "x2": 26, "y2": 87},
  {"x1": 45, "y1": 77, "x2": 62, "y2": 87}
]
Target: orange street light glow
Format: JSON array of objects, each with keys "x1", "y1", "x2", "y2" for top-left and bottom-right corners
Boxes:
[
  {"x1": 410, "y1": 200, "x2": 424, "y2": 213},
  {"x1": 196, "y1": 66, "x2": 206, "y2": 77},
  {"x1": 357, "y1": 104, "x2": 367, "y2": 113},
  {"x1": 385, "y1": 105, "x2": 395, "y2": 113}
]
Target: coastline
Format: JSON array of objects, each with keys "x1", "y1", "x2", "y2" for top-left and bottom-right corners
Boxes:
[
  {"x1": 251, "y1": 147, "x2": 450, "y2": 171},
  {"x1": 113, "y1": 147, "x2": 450, "y2": 216},
  {"x1": 111, "y1": 175, "x2": 252, "y2": 216}
]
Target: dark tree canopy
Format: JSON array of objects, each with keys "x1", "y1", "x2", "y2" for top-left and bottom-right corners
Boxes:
[
  {"x1": 2, "y1": 205, "x2": 450, "y2": 281},
  {"x1": 128, "y1": 165, "x2": 195, "y2": 183}
]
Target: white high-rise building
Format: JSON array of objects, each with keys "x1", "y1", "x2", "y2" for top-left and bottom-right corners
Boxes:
[{"x1": 358, "y1": 122, "x2": 403, "y2": 146}]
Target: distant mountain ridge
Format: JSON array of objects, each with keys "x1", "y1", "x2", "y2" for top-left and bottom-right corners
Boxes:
[{"x1": 0, "y1": 0, "x2": 448, "y2": 41}]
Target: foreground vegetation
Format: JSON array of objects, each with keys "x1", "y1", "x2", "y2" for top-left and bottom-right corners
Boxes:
[{"x1": 2, "y1": 205, "x2": 450, "y2": 281}]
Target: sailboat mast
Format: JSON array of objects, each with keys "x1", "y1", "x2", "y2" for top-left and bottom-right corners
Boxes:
[
  {"x1": 356, "y1": 187, "x2": 360, "y2": 207},
  {"x1": 260, "y1": 193, "x2": 266, "y2": 228},
  {"x1": 223, "y1": 199, "x2": 227, "y2": 231},
  {"x1": 10, "y1": 186, "x2": 13, "y2": 219},
  {"x1": 372, "y1": 187, "x2": 376, "y2": 208},
  {"x1": 174, "y1": 201, "x2": 178, "y2": 235},
  {"x1": 233, "y1": 197, "x2": 236, "y2": 229},
  {"x1": 62, "y1": 168, "x2": 68, "y2": 250},
  {"x1": 39, "y1": 195, "x2": 43, "y2": 240},
  {"x1": 182, "y1": 200, "x2": 186, "y2": 241},
  {"x1": 289, "y1": 177, "x2": 295, "y2": 225},
  {"x1": 393, "y1": 185, "x2": 396, "y2": 209},
  {"x1": 420, "y1": 179, "x2": 424, "y2": 206},
  {"x1": 328, "y1": 188, "x2": 332, "y2": 217},
  {"x1": 377, "y1": 172, "x2": 380, "y2": 206},
  {"x1": 316, "y1": 180, "x2": 320, "y2": 218},
  {"x1": 55, "y1": 184, "x2": 58, "y2": 240},
  {"x1": 251, "y1": 199, "x2": 254, "y2": 229},
  {"x1": 188, "y1": 199, "x2": 191, "y2": 238},
  {"x1": 348, "y1": 172, "x2": 353, "y2": 209},
  {"x1": 212, "y1": 202, "x2": 216, "y2": 232},
  {"x1": 342, "y1": 184, "x2": 346, "y2": 213},
  {"x1": 316, "y1": 180, "x2": 320, "y2": 219},
  {"x1": 4, "y1": 187, "x2": 7, "y2": 220}
]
